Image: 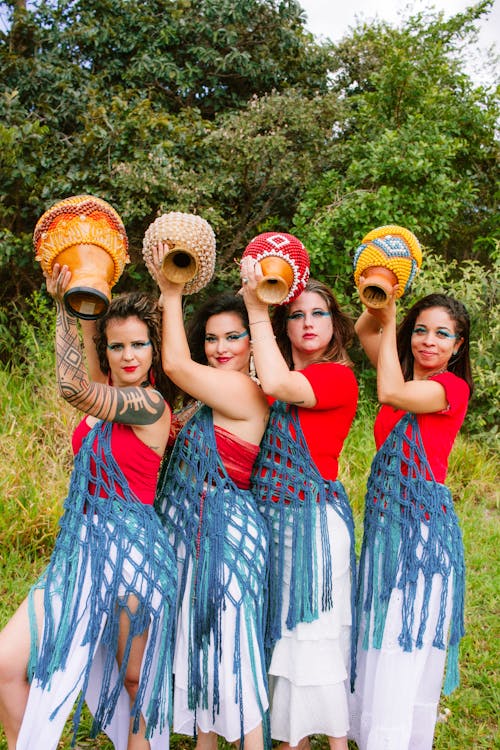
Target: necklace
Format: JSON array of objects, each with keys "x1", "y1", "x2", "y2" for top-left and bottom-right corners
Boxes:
[
  {"x1": 414, "y1": 366, "x2": 448, "y2": 381},
  {"x1": 425, "y1": 367, "x2": 448, "y2": 380}
]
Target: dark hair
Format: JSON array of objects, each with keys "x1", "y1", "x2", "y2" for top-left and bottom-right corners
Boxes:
[
  {"x1": 187, "y1": 292, "x2": 250, "y2": 365},
  {"x1": 397, "y1": 293, "x2": 474, "y2": 393},
  {"x1": 272, "y1": 278, "x2": 355, "y2": 368},
  {"x1": 94, "y1": 291, "x2": 179, "y2": 405}
]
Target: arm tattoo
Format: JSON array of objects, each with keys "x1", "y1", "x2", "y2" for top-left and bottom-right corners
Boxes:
[
  {"x1": 55, "y1": 305, "x2": 166, "y2": 425},
  {"x1": 113, "y1": 387, "x2": 166, "y2": 425}
]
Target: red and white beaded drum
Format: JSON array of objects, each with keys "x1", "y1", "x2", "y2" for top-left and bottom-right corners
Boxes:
[
  {"x1": 142, "y1": 212, "x2": 216, "y2": 295},
  {"x1": 242, "y1": 232, "x2": 310, "y2": 305},
  {"x1": 34, "y1": 195, "x2": 129, "y2": 319},
  {"x1": 353, "y1": 225, "x2": 423, "y2": 308}
]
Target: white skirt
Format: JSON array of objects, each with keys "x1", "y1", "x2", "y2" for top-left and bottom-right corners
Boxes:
[
  {"x1": 173, "y1": 558, "x2": 269, "y2": 742},
  {"x1": 17, "y1": 519, "x2": 172, "y2": 750},
  {"x1": 349, "y1": 566, "x2": 453, "y2": 750},
  {"x1": 268, "y1": 504, "x2": 353, "y2": 744}
]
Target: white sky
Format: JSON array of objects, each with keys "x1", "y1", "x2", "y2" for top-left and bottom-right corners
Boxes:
[{"x1": 298, "y1": 0, "x2": 499, "y2": 85}]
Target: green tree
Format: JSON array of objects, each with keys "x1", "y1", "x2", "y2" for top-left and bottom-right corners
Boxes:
[
  {"x1": 0, "y1": 0, "x2": 332, "y2": 307},
  {"x1": 292, "y1": 1, "x2": 499, "y2": 286}
]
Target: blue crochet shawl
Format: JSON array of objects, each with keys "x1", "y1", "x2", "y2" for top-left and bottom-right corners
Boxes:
[
  {"x1": 356, "y1": 412, "x2": 465, "y2": 695},
  {"x1": 250, "y1": 400, "x2": 357, "y2": 686},
  {"x1": 155, "y1": 405, "x2": 271, "y2": 748},
  {"x1": 28, "y1": 420, "x2": 177, "y2": 742}
]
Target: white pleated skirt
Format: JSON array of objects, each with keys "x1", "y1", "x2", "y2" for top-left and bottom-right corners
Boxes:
[
  {"x1": 17, "y1": 519, "x2": 172, "y2": 750},
  {"x1": 349, "y1": 565, "x2": 453, "y2": 750},
  {"x1": 268, "y1": 503, "x2": 353, "y2": 744}
]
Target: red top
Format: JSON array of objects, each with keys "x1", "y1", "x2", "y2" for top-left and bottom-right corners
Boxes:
[
  {"x1": 374, "y1": 371, "x2": 470, "y2": 483},
  {"x1": 214, "y1": 424, "x2": 259, "y2": 490},
  {"x1": 296, "y1": 362, "x2": 358, "y2": 480},
  {"x1": 72, "y1": 418, "x2": 164, "y2": 505}
]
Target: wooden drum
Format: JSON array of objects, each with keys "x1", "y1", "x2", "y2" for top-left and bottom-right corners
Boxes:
[
  {"x1": 353, "y1": 225, "x2": 422, "y2": 308},
  {"x1": 242, "y1": 232, "x2": 310, "y2": 305},
  {"x1": 34, "y1": 195, "x2": 129, "y2": 319},
  {"x1": 142, "y1": 212, "x2": 216, "y2": 294}
]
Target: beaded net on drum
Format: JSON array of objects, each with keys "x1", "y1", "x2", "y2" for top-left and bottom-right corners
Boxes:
[
  {"x1": 142, "y1": 212, "x2": 216, "y2": 294},
  {"x1": 356, "y1": 412, "x2": 465, "y2": 695},
  {"x1": 353, "y1": 224, "x2": 422, "y2": 298},
  {"x1": 28, "y1": 421, "x2": 176, "y2": 742},
  {"x1": 155, "y1": 406, "x2": 271, "y2": 748},
  {"x1": 243, "y1": 232, "x2": 310, "y2": 304},
  {"x1": 33, "y1": 195, "x2": 129, "y2": 283},
  {"x1": 250, "y1": 401, "x2": 357, "y2": 684}
]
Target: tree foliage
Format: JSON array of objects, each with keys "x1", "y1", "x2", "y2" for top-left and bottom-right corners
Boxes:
[
  {"x1": 292, "y1": 1, "x2": 498, "y2": 289},
  {"x1": 0, "y1": 0, "x2": 332, "y2": 301},
  {"x1": 0, "y1": 0, "x2": 498, "y2": 438}
]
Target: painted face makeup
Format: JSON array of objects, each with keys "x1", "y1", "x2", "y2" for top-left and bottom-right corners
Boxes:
[
  {"x1": 286, "y1": 291, "x2": 334, "y2": 361},
  {"x1": 204, "y1": 312, "x2": 251, "y2": 373},
  {"x1": 410, "y1": 307, "x2": 462, "y2": 379},
  {"x1": 105, "y1": 316, "x2": 153, "y2": 388}
]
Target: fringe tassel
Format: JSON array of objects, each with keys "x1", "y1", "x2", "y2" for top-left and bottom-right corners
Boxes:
[
  {"x1": 155, "y1": 406, "x2": 271, "y2": 749},
  {"x1": 356, "y1": 413, "x2": 466, "y2": 693},
  {"x1": 28, "y1": 421, "x2": 177, "y2": 743},
  {"x1": 251, "y1": 401, "x2": 357, "y2": 685}
]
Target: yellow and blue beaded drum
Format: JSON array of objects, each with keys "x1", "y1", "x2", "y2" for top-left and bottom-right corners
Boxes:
[
  {"x1": 34, "y1": 195, "x2": 129, "y2": 319},
  {"x1": 142, "y1": 212, "x2": 216, "y2": 294},
  {"x1": 353, "y1": 225, "x2": 422, "y2": 308}
]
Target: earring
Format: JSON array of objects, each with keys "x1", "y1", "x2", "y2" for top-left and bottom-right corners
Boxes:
[
  {"x1": 249, "y1": 352, "x2": 260, "y2": 384},
  {"x1": 249, "y1": 352, "x2": 256, "y2": 380}
]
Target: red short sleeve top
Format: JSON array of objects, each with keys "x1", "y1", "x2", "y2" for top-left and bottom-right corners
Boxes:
[
  {"x1": 296, "y1": 362, "x2": 358, "y2": 480},
  {"x1": 72, "y1": 418, "x2": 164, "y2": 505},
  {"x1": 374, "y1": 371, "x2": 470, "y2": 483}
]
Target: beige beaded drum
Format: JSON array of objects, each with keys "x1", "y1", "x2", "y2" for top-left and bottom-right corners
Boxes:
[
  {"x1": 242, "y1": 232, "x2": 310, "y2": 305},
  {"x1": 142, "y1": 212, "x2": 216, "y2": 294},
  {"x1": 34, "y1": 195, "x2": 129, "y2": 319},
  {"x1": 353, "y1": 225, "x2": 422, "y2": 308}
]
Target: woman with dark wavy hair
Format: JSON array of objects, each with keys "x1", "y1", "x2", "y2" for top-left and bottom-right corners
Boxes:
[
  {"x1": 149, "y1": 243, "x2": 271, "y2": 750},
  {"x1": 350, "y1": 292, "x2": 473, "y2": 750},
  {"x1": 0, "y1": 269, "x2": 178, "y2": 750},
  {"x1": 240, "y1": 263, "x2": 359, "y2": 750}
]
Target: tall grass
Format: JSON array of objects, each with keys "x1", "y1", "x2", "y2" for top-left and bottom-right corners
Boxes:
[{"x1": 0, "y1": 335, "x2": 498, "y2": 749}]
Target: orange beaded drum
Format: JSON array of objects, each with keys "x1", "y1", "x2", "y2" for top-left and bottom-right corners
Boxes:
[
  {"x1": 242, "y1": 232, "x2": 310, "y2": 305},
  {"x1": 34, "y1": 195, "x2": 129, "y2": 319},
  {"x1": 142, "y1": 212, "x2": 216, "y2": 294},
  {"x1": 353, "y1": 225, "x2": 422, "y2": 308}
]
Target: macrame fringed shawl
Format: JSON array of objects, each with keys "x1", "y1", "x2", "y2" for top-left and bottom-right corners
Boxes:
[
  {"x1": 28, "y1": 421, "x2": 177, "y2": 743},
  {"x1": 357, "y1": 412, "x2": 465, "y2": 695},
  {"x1": 250, "y1": 401, "x2": 357, "y2": 689},
  {"x1": 155, "y1": 406, "x2": 271, "y2": 749}
]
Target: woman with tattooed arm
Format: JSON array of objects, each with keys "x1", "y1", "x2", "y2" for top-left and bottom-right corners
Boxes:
[{"x1": 0, "y1": 264, "x2": 178, "y2": 750}]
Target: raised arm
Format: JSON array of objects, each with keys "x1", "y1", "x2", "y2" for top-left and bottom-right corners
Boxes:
[
  {"x1": 48, "y1": 264, "x2": 167, "y2": 427},
  {"x1": 80, "y1": 319, "x2": 106, "y2": 383},
  {"x1": 355, "y1": 309, "x2": 383, "y2": 367},
  {"x1": 149, "y1": 244, "x2": 267, "y2": 427},
  {"x1": 239, "y1": 256, "x2": 316, "y2": 407},
  {"x1": 375, "y1": 300, "x2": 448, "y2": 414}
]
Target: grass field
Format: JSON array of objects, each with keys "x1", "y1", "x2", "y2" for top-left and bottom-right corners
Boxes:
[{"x1": 0, "y1": 362, "x2": 498, "y2": 749}]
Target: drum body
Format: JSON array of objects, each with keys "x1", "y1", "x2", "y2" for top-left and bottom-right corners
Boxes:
[
  {"x1": 353, "y1": 225, "x2": 422, "y2": 308},
  {"x1": 242, "y1": 232, "x2": 310, "y2": 305},
  {"x1": 34, "y1": 196, "x2": 129, "y2": 319},
  {"x1": 142, "y1": 212, "x2": 216, "y2": 295}
]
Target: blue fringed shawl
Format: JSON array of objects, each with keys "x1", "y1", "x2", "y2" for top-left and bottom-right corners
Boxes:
[
  {"x1": 155, "y1": 405, "x2": 271, "y2": 748},
  {"x1": 357, "y1": 412, "x2": 465, "y2": 695},
  {"x1": 250, "y1": 400, "x2": 357, "y2": 685},
  {"x1": 28, "y1": 421, "x2": 177, "y2": 742}
]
